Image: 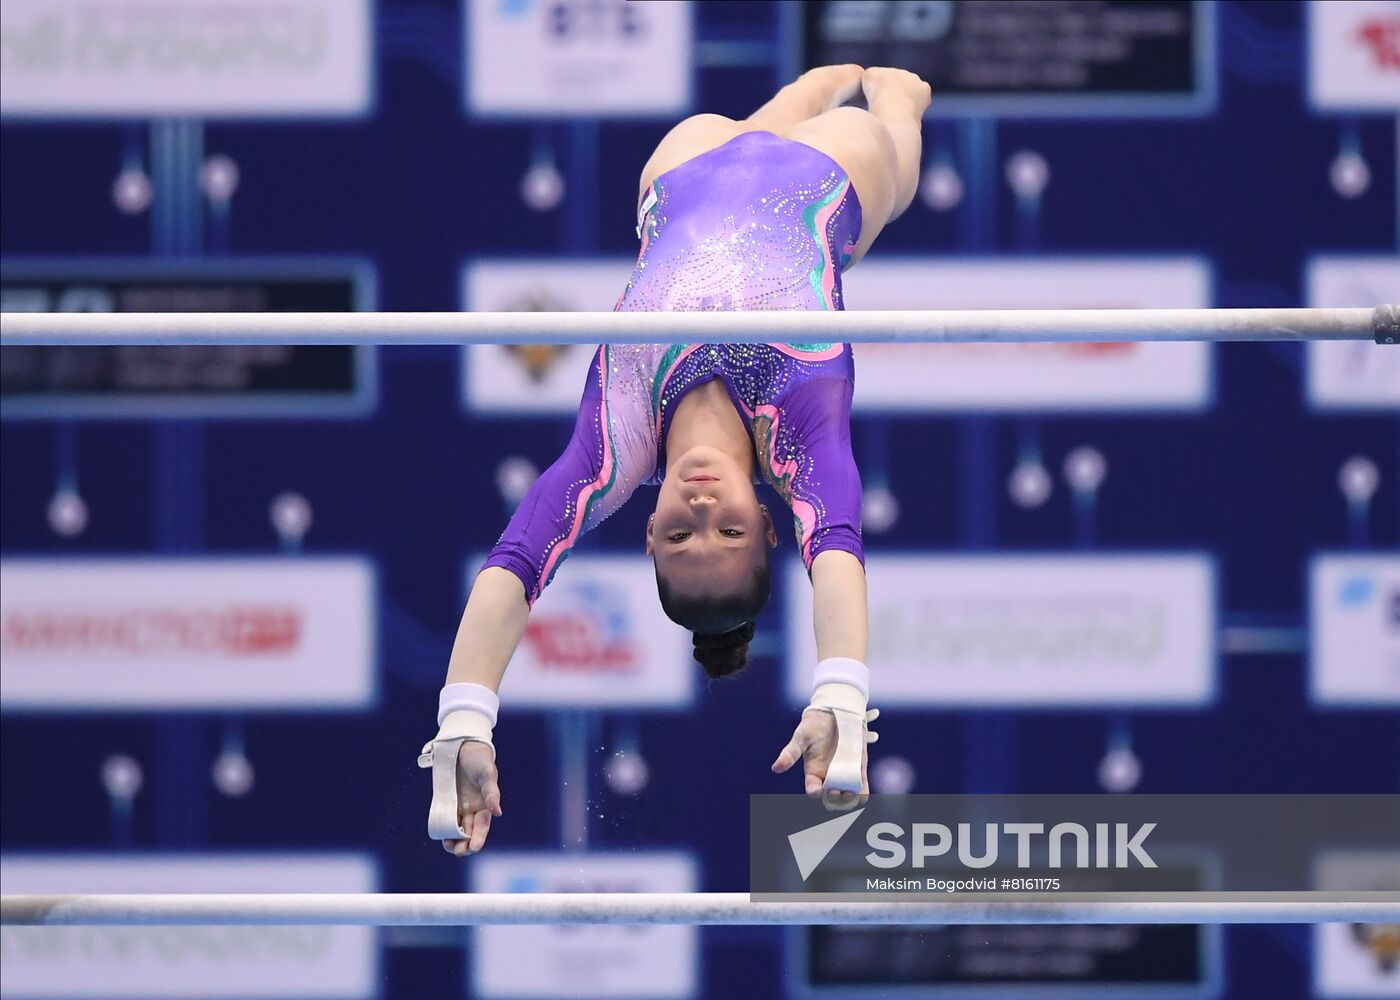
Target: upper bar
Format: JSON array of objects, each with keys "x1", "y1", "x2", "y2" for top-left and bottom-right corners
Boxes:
[
  {"x1": 0, "y1": 306, "x2": 1389, "y2": 346},
  {"x1": 3, "y1": 892, "x2": 1398, "y2": 926}
]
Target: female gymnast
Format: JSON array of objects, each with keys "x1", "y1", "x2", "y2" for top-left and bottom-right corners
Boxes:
[{"x1": 421, "y1": 65, "x2": 932, "y2": 855}]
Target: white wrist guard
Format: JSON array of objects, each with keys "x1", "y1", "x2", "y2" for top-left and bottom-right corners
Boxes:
[
  {"x1": 812, "y1": 656, "x2": 869, "y2": 698},
  {"x1": 418, "y1": 683, "x2": 499, "y2": 841},
  {"x1": 806, "y1": 658, "x2": 879, "y2": 795},
  {"x1": 437, "y1": 681, "x2": 499, "y2": 727}
]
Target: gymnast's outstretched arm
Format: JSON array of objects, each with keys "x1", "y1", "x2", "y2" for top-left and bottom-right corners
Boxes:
[
  {"x1": 765, "y1": 371, "x2": 874, "y2": 811},
  {"x1": 415, "y1": 567, "x2": 527, "y2": 857},
  {"x1": 445, "y1": 568, "x2": 529, "y2": 693},
  {"x1": 810, "y1": 551, "x2": 868, "y2": 667},
  {"x1": 770, "y1": 551, "x2": 873, "y2": 812},
  {"x1": 427, "y1": 348, "x2": 647, "y2": 857}
]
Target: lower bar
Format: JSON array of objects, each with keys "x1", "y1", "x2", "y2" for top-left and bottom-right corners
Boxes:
[{"x1": 4, "y1": 893, "x2": 1398, "y2": 926}]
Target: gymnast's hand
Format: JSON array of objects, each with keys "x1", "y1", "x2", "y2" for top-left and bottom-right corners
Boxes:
[
  {"x1": 443, "y1": 741, "x2": 502, "y2": 857},
  {"x1": 771, "y1": 707, "x2": 870, "y2": 813}
]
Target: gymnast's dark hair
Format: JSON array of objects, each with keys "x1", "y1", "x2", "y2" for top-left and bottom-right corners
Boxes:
[{"x1": 655, "y1": 556, "x2": 771, "y2": 680}]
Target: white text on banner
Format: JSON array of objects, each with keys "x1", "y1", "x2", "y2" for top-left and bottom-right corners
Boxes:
[
  {"x1": 839, "y1": 257, "x2": 1212, "y2": 411},
  {"x1": 0, "y1": 0, "x2": 372, "y2": 118},
  {"x1": 466, "y1": 0, "x2": 692, "y2": 116},
  {"x1": 787, "y1": 554, "x2": 1217, "y2": 708},
  {"x1": 0, "y1": 256, "x2": 377, "y2": 420},
  {"x1": 471, "y1": 852, "x2": 698, "y2": 999},
  {"x1": 0, "y1": 854, "x2": 379, "y2": 999}
]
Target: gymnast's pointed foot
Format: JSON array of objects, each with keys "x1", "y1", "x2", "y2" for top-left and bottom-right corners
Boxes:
[
  {"x1": 860, "y1": 66, "x2": 932, "y2": 116},
  {"x1": 808, "y1": 63, "x2": 866, "y2": 110}
]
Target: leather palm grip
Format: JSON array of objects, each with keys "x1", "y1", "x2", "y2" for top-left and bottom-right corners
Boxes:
[
  {"x1": 418, "y1": 709, "x2": 494, "y2": 841},
  {"x1": 809, "y1": 680, "x2": 878, "y2": 795}
]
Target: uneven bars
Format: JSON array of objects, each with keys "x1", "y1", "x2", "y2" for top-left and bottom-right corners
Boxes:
[
  {"x1": 4, "y1": 893, "x2": 1398, "y2": 926},
  {"x1": 0, "y1": 306, "x2": 1394, "y2": 346}
]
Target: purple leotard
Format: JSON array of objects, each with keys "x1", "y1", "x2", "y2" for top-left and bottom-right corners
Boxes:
[
  {"x1": 617, "y1": 130, "x2": 862, "y2": 312},
  {"x1": 484, "y1": 132, "x2": 865, "y2": 604}
]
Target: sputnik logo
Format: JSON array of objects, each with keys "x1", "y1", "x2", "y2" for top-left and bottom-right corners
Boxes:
[{"x1": 787, "y1": 808, "x2": 865, "y2": 881}]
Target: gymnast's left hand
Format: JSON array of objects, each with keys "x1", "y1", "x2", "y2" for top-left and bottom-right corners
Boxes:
[
  {"x1": 770, "y1": 708, "x2": 869, "y2": 812},
  {"x1": 444, "y1": 741, "x2": 502, "y2": 857}
]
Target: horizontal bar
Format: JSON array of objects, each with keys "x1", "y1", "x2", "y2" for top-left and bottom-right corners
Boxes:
[
  {"x1": 4, "y1": 893, "x2": 1398, "y2": 926},
  {"x1": 0, "y1": 306, "x2": 1390, "y2": 347}
]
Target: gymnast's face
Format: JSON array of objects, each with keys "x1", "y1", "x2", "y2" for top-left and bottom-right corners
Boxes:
[{"x1": 647, "y1": 446, "x2": 778, "y2": 594}]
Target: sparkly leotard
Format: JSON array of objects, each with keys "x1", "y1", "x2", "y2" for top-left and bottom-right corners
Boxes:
[
  {"x1": 618, "y1": 130, "x2": 862, "y2": 311},
  {"x1": 484, "y1": 132, "x2": 865, "y2": 603}
]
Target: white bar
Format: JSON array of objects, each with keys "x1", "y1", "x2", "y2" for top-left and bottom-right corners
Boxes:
[
  {"x1": 0, "y1": 307, "x2": 1388, "y2": 346},
  {"x1": 3, "y1": 893, "x2": 1398, "y2": 926}
]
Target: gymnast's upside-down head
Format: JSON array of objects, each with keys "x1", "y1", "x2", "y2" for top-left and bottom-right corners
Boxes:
[{"x1": 647, "y1": 444, "x2": 776, "y2": 679}]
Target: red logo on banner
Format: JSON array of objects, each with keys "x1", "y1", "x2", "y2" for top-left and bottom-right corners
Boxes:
[
  {"x1": 1, "y1": 606, "x2": 301, "y2": 655},
  {"x1": 1358, "y1": 17, "x2": 1400, "y2": 71},
  {"x1": 522, "y1": 615, "x2": 638, "y2": 671}
]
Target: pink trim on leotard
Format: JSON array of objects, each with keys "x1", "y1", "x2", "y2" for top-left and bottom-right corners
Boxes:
[
  {"x1": 535, "y1": 355, "x2": 617, "y2": 599},
  {"x1": 770, "y1": 344, "x2": 846, "y2": 362},
  {"x1": 755, "y1": 401, "x2": 820, "y2": 566},
  {"x1": 811, "y1": 179, "x2": 850, "y2": 310}
]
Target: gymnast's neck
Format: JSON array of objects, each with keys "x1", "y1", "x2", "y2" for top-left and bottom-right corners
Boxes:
[{"x1": 663, "y1": 378, "x2": 756, "y2": 478}]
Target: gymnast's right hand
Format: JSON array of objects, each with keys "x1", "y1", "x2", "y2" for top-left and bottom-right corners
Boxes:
[
  {"x1": 420, "y1": 682, "x2": 502, "y2": 855},
  {"x1": 444, "y1": 741, "x2": 501, "y2": 857}
]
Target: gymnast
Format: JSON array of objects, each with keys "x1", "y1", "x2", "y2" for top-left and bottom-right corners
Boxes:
[{"x1": 421, "y1": 65, "x2": 932, "y2": 855}]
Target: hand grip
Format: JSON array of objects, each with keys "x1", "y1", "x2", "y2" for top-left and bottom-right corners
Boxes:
[
  {"x1": 424, "y1": 737, "x2": 469, "y2": 840},
  {"x1": 821, "y1": 709, "x2": 867, "y2": 795}
]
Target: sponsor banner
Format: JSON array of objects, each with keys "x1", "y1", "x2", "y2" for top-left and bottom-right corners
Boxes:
[
  {"x1": 1310, "y1": 553, "x2": 1400, "y2": 707},
  {"x1": 802, "y1": 0, "x2": 1217, "y2": 119},
  {"x1": 787, "y1": 554, "x2": 1216, "y2": 708},
  {"x1": 0, "y1": 0, "x2": 373, "y2": 119},
  {"x1": 1309, "y1": 0, "x2": 1400, "y2": 112},
  {"x1": 471, "y1": 852, "x2": 698, "y2": 999},
  {"x1": 0, "y1": 257, "x2": 377, "y2": 420},
  {"x1": 1307, "y1": 256, "x2": 1400, "y2": 410},
  {"x1": 840, "y1": 257, "x2": 1212, "y2": 411},
  {"x1": 1314, "y1": 852, "x2": 1400, "y2": 998},
  {"x1": 461, "y1": 259, "x2": 628, "y2": 414},
  {"x1": 0, "y1": 557, "x2": 376, "y2": 711},
  {"x1": 0, "y1": 853, "x2": 378, "y2": 999},
  {"x1": 794, "y1": 914, "x2": 1217, "y2": 997},
  {"x1": 466, "y1": 0, "x2": 693, "y2": 117},
  {"x1": 472, "y1": 555, "x2": 693, "y2": 708}
]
